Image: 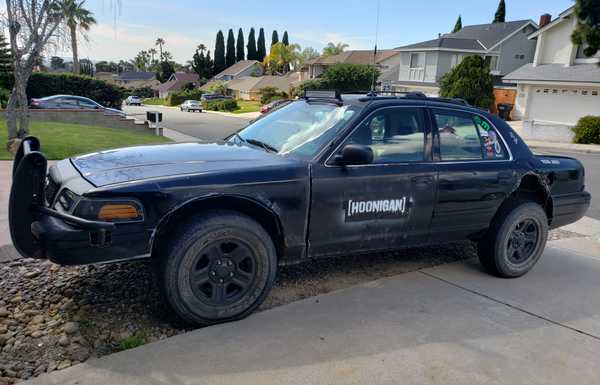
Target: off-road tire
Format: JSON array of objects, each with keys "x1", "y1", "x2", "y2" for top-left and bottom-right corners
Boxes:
[
  {"x1": 158, "y1": 210, "x2": 277, "y2": 326},
  {"x1": 478, "y1": 200, "x2": 548, "y2": 278}
]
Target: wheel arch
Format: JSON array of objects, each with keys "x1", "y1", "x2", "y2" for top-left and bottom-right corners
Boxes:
[
  {"x1": 151, "y1": 194, "x2": 286, "y2": 260},
  {"x1": 501, "y1": 172, "x2": 553, "y2": 222}
]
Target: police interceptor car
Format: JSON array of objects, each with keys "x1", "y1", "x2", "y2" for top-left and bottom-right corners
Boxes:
[{"x1": 10, "y1": 91, "x2": 591, "y2": 326}]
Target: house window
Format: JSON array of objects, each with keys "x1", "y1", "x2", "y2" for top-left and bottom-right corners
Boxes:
[
  {"x1": 450, "y1": 54, "x2": 464, "y2": 68},
  {"x1": 484, "y1": 55, "x2": 499, "y2": 71},
  {"x1": 409, "y1": 53, "x2": 425, "y2": 69}
]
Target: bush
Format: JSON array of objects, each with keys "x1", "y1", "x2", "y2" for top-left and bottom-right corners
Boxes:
[
  {"x1": 321, "y1": 63, "x2": 380, "y2": 93},
  {"x1": 439, "y1": 55, "x2": 494, "y2": 108},
  {"x1": 573, "y1": 115, "x2": 600, "y2": 144},
  {"x1": 143, "y1": 97, "x2": 166, "y2": 105},
  {"x1": 125, "y1": 86, "x2": 154, "y2": 98},
  {"x1": 293, "y1": 79, "x2": 327, "y2": 97},
  {"x1": 166, "y1": 89, "x2": 204, "y2": 106},
  {"x1": 259, "y1": 86, "x2": 286, "y2": 104},
  {"x1": 27, "y1": 72, "x2": 125, "y2": 108},
  {"x1": 202, "y1": 98, "x2": 238, "y2": 111},
  {"x1": 0, "y1": 87, "x2": 10, "y2": 108}
]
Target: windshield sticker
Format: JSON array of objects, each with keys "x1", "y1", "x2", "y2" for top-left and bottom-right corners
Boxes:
[{"x1": 345, "y1": 197, "x2": 409, "y2": 222}]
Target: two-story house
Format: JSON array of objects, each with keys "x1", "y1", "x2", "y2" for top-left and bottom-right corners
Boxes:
[
  {"x1": 388, "y1": 20, "x2": 538, "y2": 95},
  {"x1": 504, "y1": 6, "x2": 600, "y2": 137}
]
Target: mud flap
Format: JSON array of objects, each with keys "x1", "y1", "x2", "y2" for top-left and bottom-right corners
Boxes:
[{"x1": 9, "y1": 137, "x2": 48, "y2": 259}]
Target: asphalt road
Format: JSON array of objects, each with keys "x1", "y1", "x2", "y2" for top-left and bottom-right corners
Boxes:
[
  {"x1": 533, "y1": 149, "x2": 600, "y2": 220},
  {"x1": 123, "y1": 105, "x2": 251, "y2": 141}
]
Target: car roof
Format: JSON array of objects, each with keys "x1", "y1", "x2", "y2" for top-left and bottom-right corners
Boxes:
[{"x1": 41, "y1": 95, "x2": 94, "y2": 101}]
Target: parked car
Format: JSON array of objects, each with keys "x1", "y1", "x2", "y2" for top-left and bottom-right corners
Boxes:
[
  {"x1": 200, "y1": 93, "x2": 233, "y2": 101},
  {"x1": 180, "y1": 100, "x2": 202, "y2": 112},
  {"x1": 260, "y1": 99, "x2": 290, "y2": 114},
  {"x1": 125, "y1": 96, "x2": 143, "y2": 106},
  {"x1": 10, "y1": 91, "x2": 590, "y2": 326},
  {"x1": 29, "y1": 95, "x2": 124, "y2": 115}
]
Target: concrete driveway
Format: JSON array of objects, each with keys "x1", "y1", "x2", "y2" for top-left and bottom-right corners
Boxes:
[
  {"x1": 123, "y1": 105, "x2": 251, "y2": 141},
  {"x1": 23, "y1": 238, "x2": 600, "y2": 385}
]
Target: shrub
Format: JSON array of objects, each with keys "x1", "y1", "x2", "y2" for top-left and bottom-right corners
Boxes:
[
  {"x1": 143, "y1": 97, "x2": 166, "y2": 105},
  {"x1": 0, "y1": 87, "x2": 10, "y2": 108},
  {"x1": 205, "y1": 80, "x2": 227, "y2": 95},
  {"x1": 439, "y1": 55, "x2": 494, "y2": 109},
  {"x1": 321, "y1": 63, "x2": 380, "y2": 93},
  {"x1": 125, "y1": 86, "x2": 154, "y2": 98},
  {"x1": 167, "y1": 89, "x2": 204, "y2": 106},
  {"x1": 27, "y1": 72, "x2": 125, "y2": 108},
  {"x1": 293, "y1": 79, "x2": 327, "y2": 97},
  {"x1": 259, "y1": 86, "x2": 286, "y2": 104},
  {"x1": 572, "y1": 115, "x2": 600, "y2": 144},
  {"x1": 202, "y1": 98, "x2": 238, "y2": 111}
]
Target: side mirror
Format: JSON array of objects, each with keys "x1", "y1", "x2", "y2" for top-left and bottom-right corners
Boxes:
[{"x1": 333, "y1": 144, "x2": 373, "y2": 166}]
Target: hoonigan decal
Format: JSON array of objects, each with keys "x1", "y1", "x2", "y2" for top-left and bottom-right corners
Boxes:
[{"x1": 345, "y1": 197, "x2": 409, "y2": 221}]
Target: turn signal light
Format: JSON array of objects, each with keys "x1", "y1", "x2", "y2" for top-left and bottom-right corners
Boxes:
[{"x1": 98, "y1": 204, "x2": 140, "y2": 221}]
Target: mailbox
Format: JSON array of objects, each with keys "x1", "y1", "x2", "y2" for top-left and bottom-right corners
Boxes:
[{"x1": 146, "y1": 111, "x2": 163, "y2": 123}]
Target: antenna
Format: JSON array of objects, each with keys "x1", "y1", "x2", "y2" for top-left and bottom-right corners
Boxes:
[{"x1": 370, "y1": 0, "x2": 381, "y2": 94}]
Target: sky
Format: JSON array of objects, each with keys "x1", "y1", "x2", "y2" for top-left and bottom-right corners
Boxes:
[{"x1": 51, "y1": 0, "x2": 575, "y2": 64}]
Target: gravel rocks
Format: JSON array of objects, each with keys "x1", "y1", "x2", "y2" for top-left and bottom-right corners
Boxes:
[{"x1": 0, "y1": 231, "x2": 576, "y2": 383}]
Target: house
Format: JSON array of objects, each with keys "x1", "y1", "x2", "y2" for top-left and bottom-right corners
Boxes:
[
  {"x1": 155, "y1": 72, "x2": 200, "y2": 98},
  {"x1": 504, "y1": 7, "x2": 600, "y2": 141},
  {"x1": 389, "y1": 20, "x2": 538, "y2": 95},
  {"x1": 95, "y1": 71, "x2": 117, "y2": 83},
  {"x1": 299, "y1": 50, "x2": 400, "y2": 82},
  {"x1": 225, "y1": 73, "x2": 298, "y2": 100},
  {"x1": 114, "y1": 71, "x2": 159, "y2": 89},
  {"x1": 213, "y1": 60, "x2": 263, "y2": 81}
]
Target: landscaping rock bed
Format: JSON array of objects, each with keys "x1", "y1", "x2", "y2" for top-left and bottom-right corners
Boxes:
[{"x1": 0, "y1": 229, "x2": 577, "y2": 384}]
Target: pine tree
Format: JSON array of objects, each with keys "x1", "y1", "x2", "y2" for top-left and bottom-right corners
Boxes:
[
  {"x1": 0, "y1": 34, "x2": 13, "y2": 89},
  {"x1": 247, "y1": 28, "x2": 257, "y2": 60},
  {"x1": 226, "y1": 29, "x2": 236, "y2": 67},
  {"x1": 257, "y1": 28, "x2": 267, "y2": 62},
  {"x1": 452, "y1": 15, "x2": 462, "y2": 33},
  {"x1": 493, "y1": 0, "x2": 506, "y2": 23},
  {"x1": 214, "y1": 30, "x2": 226, "y2": 74},
  {"x1": 572, "y1": 0, "x2": 600, "y2": 62},
  {"x1": 271, "y1": 30, "x2": 279, "y2": 47},
  {"x1": 282, "y1": 31, "x2": 289, "y2": 46},
  {"x1": 236, "y1": 28, "x2": 245, "y2": 61}
]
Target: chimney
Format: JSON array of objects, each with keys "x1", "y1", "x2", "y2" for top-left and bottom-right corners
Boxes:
[{"x1": 539, "y1": 14, "x2": 551, "y2": 27}]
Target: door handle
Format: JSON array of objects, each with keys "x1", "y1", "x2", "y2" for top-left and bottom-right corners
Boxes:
[{"x1": 411, "y1": 176, "x2": 434, "y2": 185}]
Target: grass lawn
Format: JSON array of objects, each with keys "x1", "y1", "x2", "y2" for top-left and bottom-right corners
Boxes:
[
  {"x1": 0, "y1": 121, "x2": 171, "y2": 160},
  {"x1": 143, "y1": 97, "x2": 167, "y2": 105},
  {"x1": 232, "y1": 100, "x2": 262, "y2": 114}
]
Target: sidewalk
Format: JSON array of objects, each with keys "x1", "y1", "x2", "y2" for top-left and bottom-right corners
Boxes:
[
  {"x1": 509, "y1": 121, "x2": 600, "y2": 154},
  {"x1": 21, "y1": 238, "x2": 600, "y2": 385}
]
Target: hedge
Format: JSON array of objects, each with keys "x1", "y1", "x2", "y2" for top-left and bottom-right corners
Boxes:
[
  {"x1": 166, "y1": 89, "x2": 204, "y2": 106},
  {"x1": 202, "y1": 99, "x2": 238, "y2": 111},
  {"x1": 572, "y1": 115, "x2": 600, "y2": 144},
  {"x1": 124, "y1": 86, "x2": 155, "y2": 98},
  {"x1": 27, "y1": 72, "x2": 124, "y2": 108}
]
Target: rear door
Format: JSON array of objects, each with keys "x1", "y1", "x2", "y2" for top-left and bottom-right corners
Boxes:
[
  {"x1": 430, "y1": 107, "x2": 517, "y2": 241},
  {"x1": 308, "y1": 106, "x2": 437, "y2": 257}
]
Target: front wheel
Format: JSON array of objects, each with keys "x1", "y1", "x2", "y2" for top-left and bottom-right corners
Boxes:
[
  {"x1": 158, "y1": 211, "x2": 277, "y2": 326},
  {"x1": 478, "y1": 201, "x2": 548, "y2": 278}
]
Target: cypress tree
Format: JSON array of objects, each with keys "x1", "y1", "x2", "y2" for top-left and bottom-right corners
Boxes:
[
  {"x1": 0, "y1": 34, "x2": 13, "y2": 89},
  {"x1": 452, "y1": 15, "x2": 462, "y2": 33},
  {"x1": 236, "y1": 28, "x2": 245, "y2": 61},
  {"x1": 247, "y1": 28, "x2": 257, "y2": 60},
  {"x1": 493, "y1": 0, "x2": 506, "y2": 23},
  {"x1": 226, "y1": 28, "x2": 236, "y2": 67},
  {"x1": 257, "y1": 28, "x2": 266, "y2": 62},
  {"x1": 271, "y1": 30, "x2": 279, "y2": 47},
  {"x1": 282, "y1": 31, "x2": 289, "y2": 45},
  {"x1": 214, "y1": 30, "x2": 226, "y2": 74}
]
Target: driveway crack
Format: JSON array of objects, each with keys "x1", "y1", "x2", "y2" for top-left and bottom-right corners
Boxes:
[{"x1": 419, "y1": 270, "x2": 600, "y2": 342}]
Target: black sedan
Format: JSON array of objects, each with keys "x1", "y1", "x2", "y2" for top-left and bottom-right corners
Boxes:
[{"x1": 10, "y1": 91, "x2": 590, "y2": 326}]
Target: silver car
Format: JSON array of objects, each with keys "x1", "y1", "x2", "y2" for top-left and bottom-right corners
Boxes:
[
  {"x1": 125, "y1": 96, "x2": 143, "y2": 106},
  {"x1": 180, "y1": 100, "x2": 202, "y2": 112}
]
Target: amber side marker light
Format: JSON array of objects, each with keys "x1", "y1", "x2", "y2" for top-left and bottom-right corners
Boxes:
[{"x1": 98, "y1": 204, "x2": 140, "y2": 221}]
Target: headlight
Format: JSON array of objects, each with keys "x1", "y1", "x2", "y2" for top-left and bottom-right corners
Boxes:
[{"x1": 74, "y1": 199, "x2": 144, "y2": 223}]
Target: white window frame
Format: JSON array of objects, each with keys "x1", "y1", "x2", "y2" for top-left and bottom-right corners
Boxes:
[{"x1": 409, "y1": 53, "x2": 425, "y2": 69}]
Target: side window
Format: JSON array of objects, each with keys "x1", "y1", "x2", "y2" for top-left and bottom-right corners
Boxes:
[
  {"x1": 434, "y1": 110, "x2": 483, "y2": 160},
  {"x1": 346, "y1": 108, "x2": 426, "y2": 163},
  {"x1": 78, "y1": 99, "x2": 98, "y2": 109},
  {"x1": 473, "y1": 116, "x2": 508, "y2": 160}
]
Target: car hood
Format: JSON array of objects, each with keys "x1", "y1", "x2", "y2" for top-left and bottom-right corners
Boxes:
[{"x1": 71, "y1": 142, "x2": 296, "y2": 187}]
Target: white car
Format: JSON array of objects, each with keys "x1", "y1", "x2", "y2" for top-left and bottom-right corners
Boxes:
[
  {"x1": 125, "y1": 96, "x2": 142, "y2": 106},
  {"x1": 180, "y1": 100, "x2": 202, "y2": 112}
]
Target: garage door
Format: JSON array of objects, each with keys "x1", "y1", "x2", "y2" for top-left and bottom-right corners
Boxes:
[{"x1": 528, "y1": 86, "x2": 600, "y2": 125}]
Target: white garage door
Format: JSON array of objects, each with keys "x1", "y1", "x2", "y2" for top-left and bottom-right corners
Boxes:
[{"x1": 528, "y1": 86, "x2": 600, "y2": 125}]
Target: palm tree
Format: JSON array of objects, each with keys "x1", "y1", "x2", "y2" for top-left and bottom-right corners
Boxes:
[
  {"x1": 57, "y1": 0, "x2": 96, "y2": 74},
  {"x1": 148, "y1": 48, "x2": 157, "y2": 62},
  {"x1": 155, "y1": 38, "x2": 165, "y2": 60},
  {"x1": 322, "y1": 42, "x2": 348, "y2": 57},
  {"x1": 263, "y1": 42, "x2": 300, "y2": 74}
]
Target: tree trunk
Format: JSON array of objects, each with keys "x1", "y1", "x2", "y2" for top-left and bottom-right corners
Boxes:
[{"x1": 70, "y1": 24, "x2": 80, "y2": 74}]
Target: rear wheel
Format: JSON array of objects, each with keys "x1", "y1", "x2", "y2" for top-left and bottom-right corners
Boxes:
[
  {"x1": 158, "y1": 211, "x2": 277, "y2": 326},
  {"x1": 478, "y1": 200, "x2": 548, "y2": 278}
]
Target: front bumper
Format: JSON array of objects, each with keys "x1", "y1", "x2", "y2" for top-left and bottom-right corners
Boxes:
[
  {"x1": 9, "y1": 137, "x2": 151, "y2": 265},
  {"x1": 550, "y1": 191, "x2": 591, "y2": 229}
]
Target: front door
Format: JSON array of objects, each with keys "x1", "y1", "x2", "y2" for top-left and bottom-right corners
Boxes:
[{"x1": 308, "y1": 106, "x2": 437, "y2": 257}]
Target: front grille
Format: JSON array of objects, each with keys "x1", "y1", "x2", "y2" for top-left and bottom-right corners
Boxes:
[{"x1": 45, "y1": 176, "x2": 59, "y2": 206}]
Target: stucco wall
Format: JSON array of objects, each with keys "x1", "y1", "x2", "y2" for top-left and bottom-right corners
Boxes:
[{"x1": 537, "y1": 16, "x2": 577, "y2": 65}]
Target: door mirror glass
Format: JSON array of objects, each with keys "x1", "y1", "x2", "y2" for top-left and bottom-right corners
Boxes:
[{"x1": 334, "y1": 144, "x2": 374, "y2": 166}]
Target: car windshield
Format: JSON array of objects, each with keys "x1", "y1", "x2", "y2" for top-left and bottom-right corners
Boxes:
[{"x1": 230, "y1": 100, "x2": 359, "y2": 159}]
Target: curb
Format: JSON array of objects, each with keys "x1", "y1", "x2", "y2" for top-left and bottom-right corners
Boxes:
[{"x1": 528, "y1": 144, "x2": 600, "y2": 155}]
